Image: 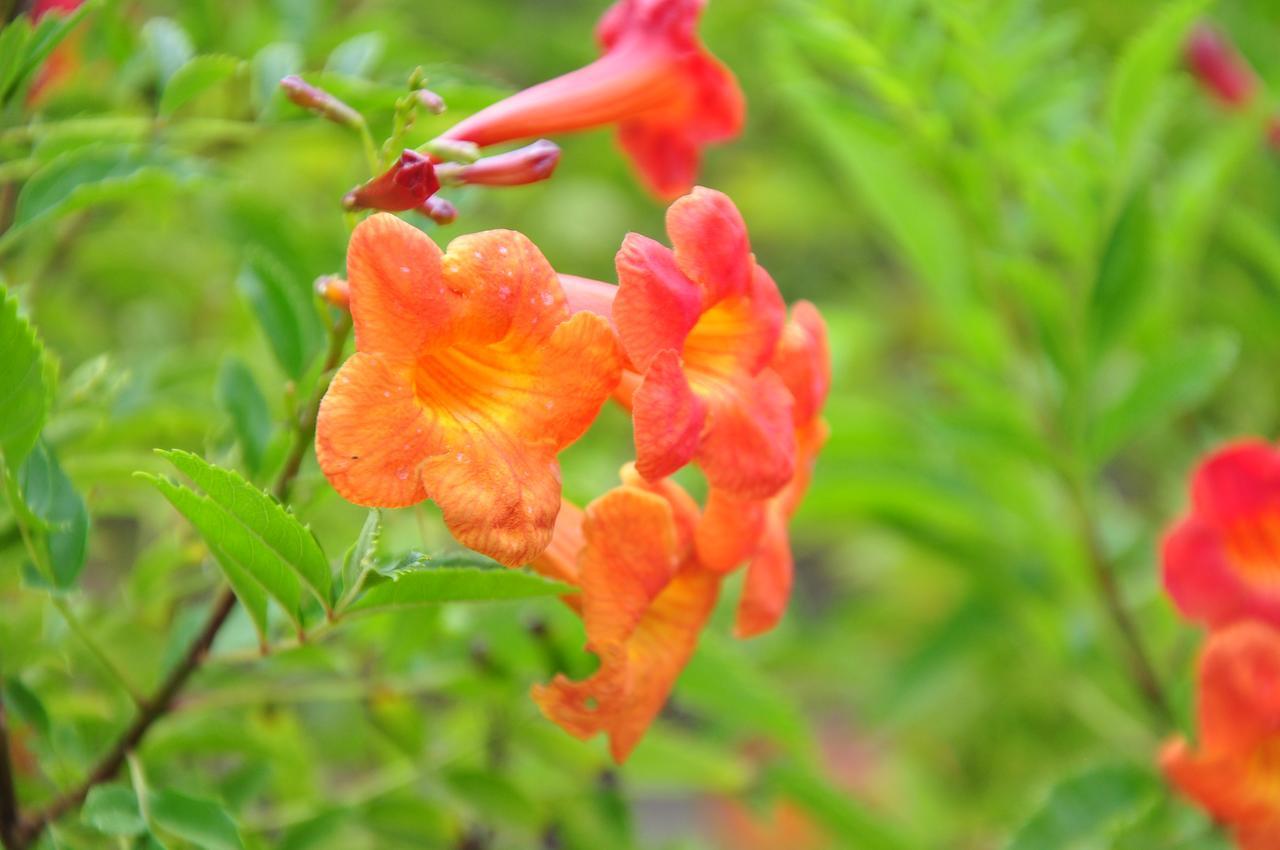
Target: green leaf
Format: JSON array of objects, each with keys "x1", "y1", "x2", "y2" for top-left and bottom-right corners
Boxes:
[
  {"x1": 767, "y1": 761, "x2": 919, "y2": 850},
  {"x1": 1088, "y1": 330, "x2": 1239, "y2": 462},
  {"x1": 142, "y1": 17, "x2": 194, "y2": 85},
  {"x1": 251, "y1": 41, "x2": 302, "y2": 115},
  {"x1": 236, "y1": 249, "x2": 323, "y2": 381},
  {"x1": 324, "y1": 32, "x2": 383, "y2": 78},
  {"x1": 3, "y1": 677, "x2": 50, "y2": 736},
  {"x1": 339, "y1": 508, "x2": 380, "y2": 602},
  {"x1": 346, "y1": 565, "x2": 573, "y2": 615},
  {"x1": 1, "y1": 0, "x2": 95, "y2": 104},
  {"x1": 1088, "y1": 190, "x2": 1152, "y2": 354},
  {"x1": 0, "y1": 18, "x2": 33, "y2": 103},
  {"x1": 160, "y1": 54, "x2": 244, "y2": 116},
  {"x1": 149, "y1": 789, "x2": 243, "y2": 850},
  {"x1": 1006, "y1": 764, "x2": 1160, "y2": 850},
  {"x1": 139, "y1": 451, "x2": 331, "y2": 627},
  {"x1": 81, "y1": 784, "x2": 146, "y2": 837},
  {"x1": 1105, "y1": 0, "x2": 1211, "y2": 161},
  {"x1": 0, "y1": 286, "x2": 53, "y2": 467},
  {"x1": 18, "y1": 440, "x2": 89, "y2": 588},
  {"x1": 215, "y1": 357, "x2": 272, "y2": 474},
  {"x1": 7, "y1": 145, "x2": 202, "y2": 242},
  {"x1": 443, "y1": 768, "x2": 540, "y2": 826}
]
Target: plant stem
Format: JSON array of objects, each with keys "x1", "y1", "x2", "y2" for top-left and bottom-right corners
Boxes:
[
  {"x1": 0, "y1": 694, "x2": 19, "y2": 850},
  {"x1": 49, "y1": 598, "x2": 146, "y2": 708},
  {"x1": 10, "y1": 317, "x2": 353, "y2": 849}
]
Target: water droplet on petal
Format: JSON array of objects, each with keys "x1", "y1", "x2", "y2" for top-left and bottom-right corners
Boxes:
[
  {"x1": 396, "y1": 468, "x2": 409, "y2": 481},
  {"x1": 383, "y1": 390, "x2": 391, "y2": 398},
  {"x1": 540, "y1": 291, "x2": 553, "y2": 306},
  {"x1": 400, "y1": 265, "x2": 410, "y2": 274},
  {"x1": 473, "y1": 251, "x2": 483, "y2": 260},
  {"x1": 498, "y1": 245, "x2": 508, "y2": 256}
]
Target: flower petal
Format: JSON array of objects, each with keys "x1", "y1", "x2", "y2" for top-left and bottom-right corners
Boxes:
[
  {"x1": 771, "y1": 300, "x2": 832, "y2": 425},
  {"x1": 696, "y1": 369, "x2": 795, "y2": 499},
  {"x1": 315, "y1": 352, "x2": 432, "y2": 508},
  {"x1": 614, "y1": 233, "x2": 701, "y2": 371},
  {"x1": 346, "y1": 214, "x2": 456, "y2": 360},
  {"x1": 695, "y1": 487, "x2": 765, "y2": 573},
  {"x1": 667, "y1": 186, "x2": 753, "y2": 303},
  {"x1": 632, "y1": 349, "x2": 706, "y2": 481},
  {"x1": 442, "y1": 229, "x2": 570, "y2": 346},
  {"x1": 735, "y1": 510, "x2": 792, "y2": 638}
]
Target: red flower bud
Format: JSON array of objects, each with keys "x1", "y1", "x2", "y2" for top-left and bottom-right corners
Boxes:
[
  {"x1": 1185, "y1": 24, "x2": 1256, "y2": 108},
  {"x1": 437, "y1": 140, "x2": 561, "y2": 187},
  {"x1": 415, "y1": 89, "x2": 447, "y2": 115},
  {"x1": 280, "y1": 75, "x2": 363, "y2": 128},
  {"x1": 420, "y1": 196, "x2": 458, "y2": 225},
  {"x1": 343, "y1": 150, "x2": 441, "y2": 212}
]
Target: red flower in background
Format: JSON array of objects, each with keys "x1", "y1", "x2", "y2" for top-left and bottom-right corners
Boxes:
[
  {"x1": 1162, "y1": 622, "x2": 1280, "y2": 850},
  {"x1": 1186, "y1": 24, "x2": 1256, "y2": 108},
  {"x1": 1162, "y1": 440, "x2": 1280, "y2": 630},
  {"x1": 437, "y1": 0, "x2": 743, "y2": 198},
  {"x1": 25, "y1": 0, "x2": 86, "y2": 106}
]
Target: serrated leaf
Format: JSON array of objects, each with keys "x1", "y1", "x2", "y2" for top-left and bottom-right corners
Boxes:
[
  {"x1": 157, "y1": 449, "x2": 330, "y2": 606},
  {"x1": 19, "y1": 440, "x2": 89, "y2": 588},
  {"x1": 0, "y1": 286, "x2": 52, "y2": 467},
  {"x1": 142, "y1": 17, "x2": 193, "y2": 85},
  {"x1": 1088, "y1": 190, "x2": 1152, "y2": 354},
  {"x1": 251, "y1": 41, "x2": 302, "y2": 115},
  {"x1": 160, "y1": 54, "x2": 243, "y2": 116},
  {"x1": 149, "y1": 789, "x2": 243, "y2": 850},
  {"x1": 3, "y1": 677, "x2": 50, "y2": 736},
  {"x1": 324, "y1": 32, "x2": 383, "y2": 78},
  {"x1": 236, "y1": 249, "x2": 323, "y2": 381},
  {"x1": 346, "y1": 565, "x2": 573, "y2": 615},
  {"x1": 1006, "y1": 764, "x2": 1159, "y2": 850},
  {"x1": 339, "y1": 509, "x2": 380, "y2": 601},
  {"x1": 1088, "y1": 330, "x2": 1239, "y2": 462},
  {"x1": 81, "y1": 784, "x2": 146, "y2": 837},
  {"x1": 215, "y1": 357, "x2": 272, "y2": 474}
]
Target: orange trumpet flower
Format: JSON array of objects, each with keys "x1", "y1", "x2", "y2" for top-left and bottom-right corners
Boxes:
[
  {"x1": 533, "y1": 465, "x2": 720, "y2": 761},
  {"x1": 1162, "y1": 622, "x2": 1280, "y2": 849},
  {"x1": 1163, "y1": 439, "x2": 1280, "y2": 630},
  {"x1": 315, "y1": 214, "x2": 621, "y2": 567},
  {"x1": 436, "y1": 0, "x2": 743, "y2": 198}
]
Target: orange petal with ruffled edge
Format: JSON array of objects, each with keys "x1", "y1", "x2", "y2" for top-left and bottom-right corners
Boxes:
[
  {"x1": 667, "y1": 186, "x2": 753, "y2": 303},
  {"x1": 316, "y1": 217, "x2": 621, "y2": 566},
  {"x1": 771, "y1": 301, "x2": 832, "y2": 426},
  {"x1": 697, "y1": 369, "x2": 795, "y2": 499},
  {"x1": 532, "y1": 475, "x2": 719, "y2": 762},
  {"x1": 1161, "y1": 622, "x2": 1280, "y2": 835},
  {"x1": 614, "y1": 233, "x2": 702, "y2": 371},
  {"x1": 736, "y1": 510, "x2": 792, "y2": 638},
  {"x1": 632, "y1": 349, "x2": 706, "y2": 481},
  {"x1": 695, "y1": 487, "x2": 765, "y2": 573}
]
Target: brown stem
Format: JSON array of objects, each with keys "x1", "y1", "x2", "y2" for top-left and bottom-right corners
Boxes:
[
  {"x1": 1071, "y1": 484, "x2": 1174, "y2": 729},
  {"x1": 11, "y1": 317, "x2": 352, "y2": 849},
  {"x1": 0, "y1": 696, "x2": 19, "y2": 850}
]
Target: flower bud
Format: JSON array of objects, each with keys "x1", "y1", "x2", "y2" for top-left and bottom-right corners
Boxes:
[
  {"x1": 315, "y1": 275, "x2": 350, "y2": 310},
  {"x1": 415, "y1": 89, "x2": 447, "y2": 115},
  {"x1": 1185, "y1": 24, "x2": 1256, "y2": 108},
  {"x1": 437, "y1": 140, "x2": 561, "y2": 187},
  {"x1": 343, "y1": 150, "x2": 440, "y2": 212},
  {"x1": 420, "y1": 196, "x2": 458, "y2": 225},
  {"x1": 280, "y1": 75, "x2": 363, "y2": 128},
  {"x1": 419, "y1": 138, "x2": 481, "y2": 163}
]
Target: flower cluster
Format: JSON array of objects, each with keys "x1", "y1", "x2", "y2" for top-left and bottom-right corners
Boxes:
[
  {"x1": 316, "y1": 187, "x2": 830, "y2": 759},
  {"x1": 1161, "y1": 440, "x2": 1280, "y2": 846},
  {"x1": 334, "y1": 0, "x2": 742, "y2": 219}
]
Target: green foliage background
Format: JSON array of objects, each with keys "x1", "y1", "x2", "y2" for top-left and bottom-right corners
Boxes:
[{"x1": 4, "y1": 0, "x2": 1280, "y2": 847}]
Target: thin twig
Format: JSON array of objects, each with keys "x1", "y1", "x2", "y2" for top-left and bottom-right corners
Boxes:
[
  {"x1": 0, "y1": 695, "x2": 20, "y2": 850},
  {"x1": 11, "y1": 317, "x2": 353, "y2": 849}
]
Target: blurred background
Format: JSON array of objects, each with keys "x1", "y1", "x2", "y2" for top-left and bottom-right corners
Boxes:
[{"x1": 4, "y1": 0, "x2": 1280, "y2": 847}]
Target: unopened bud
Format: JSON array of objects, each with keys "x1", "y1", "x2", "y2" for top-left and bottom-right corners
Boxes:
[
  {"x1": 415, "y1": 89, "x2": 447, "y2": 115},
  {"x1": 343, "y1": 150, "x2": 440, "y2": 212},
  {"x1": 280, "y1": 75, "x2": 363, "y2": 128},
  {"x1": 420, "y1": 196, "x2": 457, "y2": 225},
  {"x1": 419, "y1": 138, "x2": 480, "y2": 164},
  {"x1": 1185, "y1": 24, "x2": 1256, "y2": 108},
  {"x1": 315, "y1": 275, "x2": 349, "y2": 310},
  {"x1": 436, "y1": 140, "x2": 560, "y2": 187}
]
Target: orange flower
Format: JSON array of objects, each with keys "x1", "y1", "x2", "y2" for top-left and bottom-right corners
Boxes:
[
  {"x1": 1163, "y1": 440, "x2": 1280, "y2": 630},
  {"x1": 25, "y1": 0, "x2": 85, "y2": 107},
  {"x1": 315, "y1": 214, "x2": 621, "y2": 566},
  {"x1": 532, "y1": 465, "x2": 720, "y2": 762},
  {"x1": 695, "y1": 301, "x2": 831, "y2": 636},
  {"x1": 561, "y1": 186, "x2": 794, "y2": 499},
  {"x1": 1162, "y1": 622, "x2": 1280, "y2": 849},
  {"x1": 436, "y1": 0, "x2": 743, "y2": 198}
]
